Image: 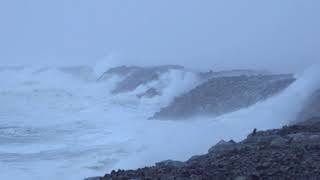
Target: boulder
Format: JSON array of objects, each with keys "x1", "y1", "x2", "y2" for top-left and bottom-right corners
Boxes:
[{"x1": 208, "y1": 140, "x2": 236, "y2": 154}]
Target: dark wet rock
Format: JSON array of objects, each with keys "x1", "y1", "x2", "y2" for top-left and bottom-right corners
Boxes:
[
  {"x1": 95, "y1": 117, "x2": 320, "y2": 180},
  {"x1": 269, "y1": 136, "x2": 288, "y2": 147},
  {"x1": 187, "y1": 155, "x2": 202, "y2": 162},
  {"x1": 152, "y1": 74, "x2": 295, "y2": 120},
  {"x1": 244, "y1": 134, "x2": 282, "y2": 145},
  {"x1": 287, "y1": 132, "x2": 307, "y2": 142},
  {"x1": 234, "y1": 176, "x2": 248, "y2": 180},
  {"x1": 98, "y1": 65, "x2": 185, "y2": 94},
  {"x1": 208, "y1": 140, "x2": 236, "y2": 154},
  {"x1": 308, "y1": 134, "x2": 320, "y2": 141},
  {"x1": 200, "y1": 69, "x2": 271, "y2": 79}
]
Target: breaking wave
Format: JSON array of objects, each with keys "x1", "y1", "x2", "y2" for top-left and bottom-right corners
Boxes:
[{"x1": 0, "y1": 64, "x2": 319, "y2": 180}]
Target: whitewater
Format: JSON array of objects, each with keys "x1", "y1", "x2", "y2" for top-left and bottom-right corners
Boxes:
[{"x1": 0, "y1": 65, "x2": 319, "y2": 180}]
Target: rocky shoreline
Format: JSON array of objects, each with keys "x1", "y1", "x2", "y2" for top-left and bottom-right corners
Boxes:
[{"x1": 88, "y1": 117, "x2": 320, "y2": 180}]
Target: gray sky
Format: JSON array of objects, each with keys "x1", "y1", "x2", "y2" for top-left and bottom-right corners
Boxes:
[{"x1": 0, "y1": 0, "x2": 319, "y2": 72}]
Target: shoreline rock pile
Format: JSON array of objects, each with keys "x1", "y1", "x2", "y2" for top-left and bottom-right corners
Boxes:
[
  {"x1": 152, "y1": 74, "x2": 295, "y2": 120},
  {"x1": 92, "y1": 117, "x2": 320, "y2": 180}
]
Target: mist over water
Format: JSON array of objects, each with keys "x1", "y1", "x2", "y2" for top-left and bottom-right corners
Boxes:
[
  {"x1": 0, "y1": 0, "x2": 318, "y2": 179},
  {"x1": 0, "y1": 63, "x2": 319, "y2": 180}
]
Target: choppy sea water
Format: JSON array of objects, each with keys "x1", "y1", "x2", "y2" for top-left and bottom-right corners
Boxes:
[{"x1": 0, "y1": 66, "x2": 318, "y2": 180}]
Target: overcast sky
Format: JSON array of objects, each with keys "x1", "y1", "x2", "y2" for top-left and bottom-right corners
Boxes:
[{"x1": 0, "y1": 0, "x2": 319, "y2": 72}]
